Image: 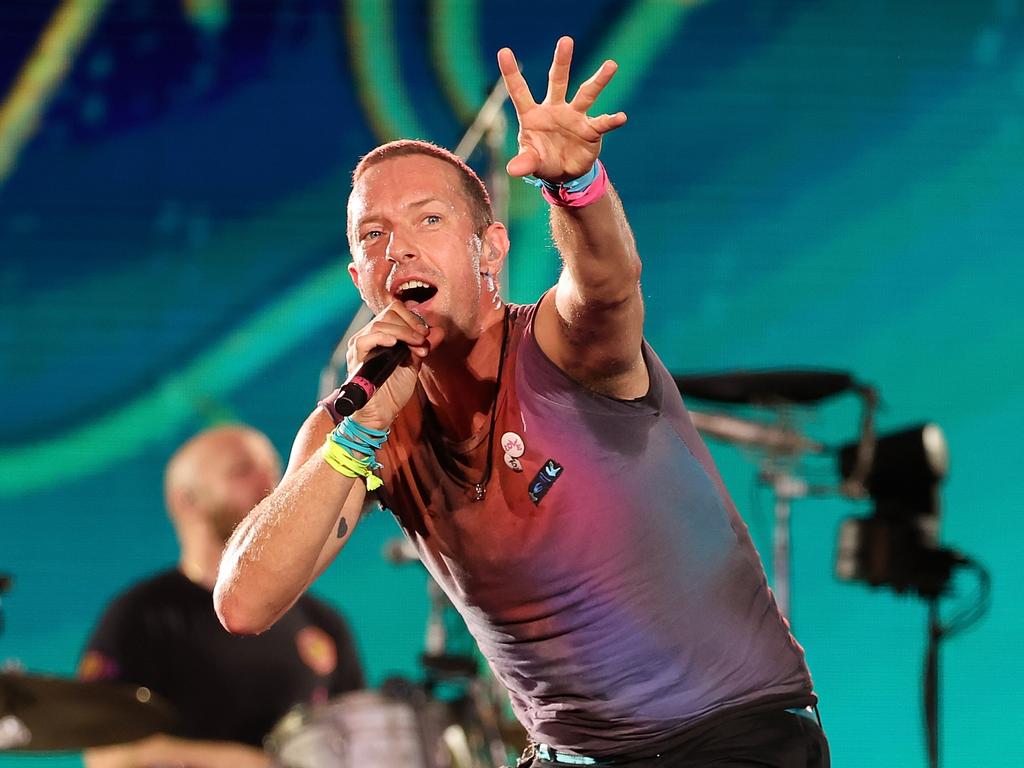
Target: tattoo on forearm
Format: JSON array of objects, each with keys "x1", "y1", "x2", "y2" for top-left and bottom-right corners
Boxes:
[{"x1": 336, "y1": 517, "x2": 349, "y2": 539}]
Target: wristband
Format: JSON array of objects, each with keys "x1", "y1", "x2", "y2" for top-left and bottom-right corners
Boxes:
[
  {"x1": 329, "y1": 417, "x2": 389, "y2": 459},
  {"x1": 322, "y1": 437, "x2": 384, "y2": 491},
  {"x1": 524, "y1": 160, "x2": 609, "y2": 208}
]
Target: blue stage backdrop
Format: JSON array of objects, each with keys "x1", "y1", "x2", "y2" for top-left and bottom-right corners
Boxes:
[{"x1": 2, "y1": 1, "x2": 1022, "y2": 765}]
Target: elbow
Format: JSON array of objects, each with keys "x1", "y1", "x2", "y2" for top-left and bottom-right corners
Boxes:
[
  {"x1": 584, "y1": 259, "x2": 642, "y2": 307},
  {"x1": 213, "y1": 576, "x2": 271, "y2": 637},
  {"x1": 620, "y1": 258, "x2": 642, "y2": 296}
]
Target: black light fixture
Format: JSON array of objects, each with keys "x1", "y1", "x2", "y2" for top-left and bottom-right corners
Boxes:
[
  {"x1": 834, "y1": 423, "x2": 958, "y2": 598},
  {"x1": 833, "y1": 422, "x2": 990, "y2": 768}
]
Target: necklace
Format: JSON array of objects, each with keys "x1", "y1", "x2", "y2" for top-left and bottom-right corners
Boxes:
[
  {"x1": 426, "y1": 305, "x2": 511, "y2": 502},
  {"x1": 467, "y1": 304, "x2": 511, "y2": 502}
]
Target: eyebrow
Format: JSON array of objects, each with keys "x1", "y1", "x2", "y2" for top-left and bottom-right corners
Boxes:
[
  {"x1": 355, "y1": 197, "x2": 449, "y2": 230},
  {"x1": 405, "y1": 197, "x2": 446, "y2": 210}
]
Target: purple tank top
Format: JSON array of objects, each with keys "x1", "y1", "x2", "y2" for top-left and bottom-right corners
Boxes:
[{"x1": 367, "y1": 302, "x2": 814, "y2": 754}]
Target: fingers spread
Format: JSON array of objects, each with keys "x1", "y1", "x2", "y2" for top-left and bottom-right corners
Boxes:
[
  {"x1": 589, "y1": 111, "x2": 628, "y2": 135},
  {"x1": 570, "y1": 59, "x2": 618, "y2": 113},
  {"x1": 545, "y1": 36, "x2": 574, "y2": 104},
  {"x1": 497, "y1": 47, "x2": 535, "y2": 116}
]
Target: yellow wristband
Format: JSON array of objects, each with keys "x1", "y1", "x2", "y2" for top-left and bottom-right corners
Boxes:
[{"x1": 322, "y1": 437, "x2": 383, "y2": 491}]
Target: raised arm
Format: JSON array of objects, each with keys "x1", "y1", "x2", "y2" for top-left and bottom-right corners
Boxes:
[
  {"x1": 214, "y1": 302, "x2": 431, "y2": 635},
  {"x1": 498, "y1": 37, "x2": 646, "y2": 400}
]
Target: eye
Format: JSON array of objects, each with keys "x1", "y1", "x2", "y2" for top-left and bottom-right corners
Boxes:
[
  {"x1": 361, "y1": 229, "x2": 384, "y2": 242},
  {"x1": 423, "y1": 214, "x2": 442, "y2": 226}
]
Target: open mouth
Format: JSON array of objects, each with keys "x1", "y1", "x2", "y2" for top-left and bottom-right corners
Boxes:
[{"x1": 394, "y1": 280, "x2": 439, "y2": 306}]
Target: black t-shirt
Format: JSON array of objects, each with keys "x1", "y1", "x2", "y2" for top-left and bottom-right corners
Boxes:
[{"x1": 78, "y1": 569, "x2": 364, "y2": 746}]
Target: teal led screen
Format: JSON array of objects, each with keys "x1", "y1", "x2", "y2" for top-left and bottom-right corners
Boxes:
[{"x1": 2, "y1": 1, "x2": 1022, "y2": 765}]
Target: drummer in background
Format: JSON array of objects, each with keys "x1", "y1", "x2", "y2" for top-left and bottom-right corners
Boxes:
[{"x1": 78, "y1": 424, "x2": 365, "y2": 768}]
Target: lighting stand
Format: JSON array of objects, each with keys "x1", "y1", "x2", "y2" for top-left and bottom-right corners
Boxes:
[
  {"x1": 755, "y1": 441, "x2": 832, "y2": 623},
  {"x1": 760, "y1": 465, "x2": 810, "y2": 622},
  {"x1": 924, "y1": 598, "x2": 941, "y2": 768}
]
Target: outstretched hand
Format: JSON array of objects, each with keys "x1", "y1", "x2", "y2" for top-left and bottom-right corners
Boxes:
[{"x1": 497, "y1": 36, "x2": 627, "y2": 184}]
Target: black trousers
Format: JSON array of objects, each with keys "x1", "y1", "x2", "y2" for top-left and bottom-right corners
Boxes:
[{"x1": 524, "y1": 709, "x2": 830, "y2": 768}]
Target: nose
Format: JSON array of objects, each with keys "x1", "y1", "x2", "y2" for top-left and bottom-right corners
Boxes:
[{"x1": 385, "y1": 226, "x2": 419, "y2": 264}]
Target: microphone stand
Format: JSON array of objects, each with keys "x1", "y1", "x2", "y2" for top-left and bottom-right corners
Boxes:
[
  {"x1": 454, "y1": 76, "x2": 511, "y2": 301},
  {"x1": 453, "y1": 76, "x2": 511, "y2": 237}
]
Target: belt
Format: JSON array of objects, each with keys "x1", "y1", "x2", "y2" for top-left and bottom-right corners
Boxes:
[
  {"x1": 536, "y1": 744, "x2": 619, "y2": 766},
  {"x1": 786, "y1": 705, "x2": 823, "y2": 729},
  {"x1": 532, "y1": 705, "x2": 822, "y2": 766}
]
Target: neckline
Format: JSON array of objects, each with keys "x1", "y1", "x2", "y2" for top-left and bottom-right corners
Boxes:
[{"x1": 427, "y1": 304, "x2": 512, "y2": 502}]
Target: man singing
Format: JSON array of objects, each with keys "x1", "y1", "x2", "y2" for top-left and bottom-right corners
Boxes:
[{"x1": 215, "y1": 37, "x2": 829, "y2": 768}]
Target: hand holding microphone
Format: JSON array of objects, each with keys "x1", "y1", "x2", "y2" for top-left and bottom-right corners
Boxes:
[{"x1": 337, "y1": 302, "x2": 435, "y2": 429}]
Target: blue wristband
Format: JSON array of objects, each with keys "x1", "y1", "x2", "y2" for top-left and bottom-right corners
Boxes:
[{"x1": 523, "y1": 160, "x2": 600, "y2": 193}]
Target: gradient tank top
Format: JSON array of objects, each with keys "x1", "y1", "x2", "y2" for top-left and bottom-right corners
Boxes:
[{"x1": 371, "y1": 301, "x2": 814, "y2": 754}]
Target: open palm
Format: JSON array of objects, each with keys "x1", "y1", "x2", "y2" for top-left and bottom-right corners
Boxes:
[{"x1": 497, "y1": 36, "x2": 627, "y2": 184}]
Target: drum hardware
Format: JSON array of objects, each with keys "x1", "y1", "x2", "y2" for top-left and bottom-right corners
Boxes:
[
  {"x1": 268, "y1": 538, "x2": 525, "y2": 768},
  {"x1": 266, "y1": 687, "x2": 436, "y2": 768},
  {"x1": 676, "y1": 368, "x2": 878, "y2": 621},
  {"x1": 419, "y1": 572, "x2": 519, "y2": 768},
  {"x1": 380, "y1": 542, "x2": 526, "y2": 768},
  {"x1": 0, "y1": 574, "x2": 12, "y2": 637},
  {"x1": 0, "y1": 671, "x2": 179, "y2": 751}
]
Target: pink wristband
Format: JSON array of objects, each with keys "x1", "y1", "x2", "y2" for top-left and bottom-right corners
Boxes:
[{"x1": 540, "y1": 161, "x2": 609, "y2": 208}]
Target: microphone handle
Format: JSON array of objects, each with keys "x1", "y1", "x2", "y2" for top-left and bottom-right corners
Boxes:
[{"x1": 334, "y1": 343, "x2": 410, "y2": 417}]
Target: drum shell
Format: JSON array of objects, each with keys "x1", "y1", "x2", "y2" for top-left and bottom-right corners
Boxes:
[{"x1": 266, "y1": 690, "x2": 432, "y2": 768}]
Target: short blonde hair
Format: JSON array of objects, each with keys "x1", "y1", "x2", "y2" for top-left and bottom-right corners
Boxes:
[{"x1": 350, "y1": 140, "x2": 494, "y2": 236}]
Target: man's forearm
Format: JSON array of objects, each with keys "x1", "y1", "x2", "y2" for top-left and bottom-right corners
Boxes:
[
  {"x1": 550, "y1": 183, "x2": 642, "y2": 306},
  {"x1": 537, "y1": 179, "x2": 647, "y2": 399},
  {"x1": 214, "y1": 445, "x2": 365, "y2": 635}
]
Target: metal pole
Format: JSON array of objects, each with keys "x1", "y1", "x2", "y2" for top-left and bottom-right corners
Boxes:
[
  {"x1": 773, "y1": 491, "x2": 791, "y2": 620},
  {"x1": 767, "y1": 471, "x2": 811, "y2": 622},
  {"x1": 454, "y1": 77, "x2": 510, "y2": 299}
]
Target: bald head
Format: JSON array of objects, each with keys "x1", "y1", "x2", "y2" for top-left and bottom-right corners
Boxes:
[{"x1": 165, "y1": 425, "x2": 281, "y2": 543}]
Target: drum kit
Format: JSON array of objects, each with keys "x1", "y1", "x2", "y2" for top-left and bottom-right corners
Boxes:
[
  {"x1": 0, "y1": 668, "x2": 521, "y2": 766},
  {"x1": 0, "y1": 568, "x2": 526, "y2": 767},
  {"x1": 0, "y1": 671, "x2": 177, "y2": 750}
]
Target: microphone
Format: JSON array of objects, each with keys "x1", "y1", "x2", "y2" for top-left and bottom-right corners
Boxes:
[{"x1": 333, "y1": 342, "x2": 411, "y2": 417}]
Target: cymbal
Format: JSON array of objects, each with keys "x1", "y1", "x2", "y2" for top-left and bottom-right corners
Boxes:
[
  {"x1": 674, "y1": 369, "x2": 855, "y2": 405},
  {"x1": 0, "y1": 671, "x2": 178, "y2": 751}
]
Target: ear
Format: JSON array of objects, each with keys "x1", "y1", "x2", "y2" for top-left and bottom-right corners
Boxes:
[
  {"x1": 480, "y1": 222, "x2": 510, "y2": 275},
  {"x1": 347, "y1": 260, "x2": 368, "y2": 304},
  {"x1": 168, "y1": 484, "x2": 201, "y2": 521}
]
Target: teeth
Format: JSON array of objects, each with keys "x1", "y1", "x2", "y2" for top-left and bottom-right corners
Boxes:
[{"x1": 396, "y1": 280, "x2": 432, "y2": 292}]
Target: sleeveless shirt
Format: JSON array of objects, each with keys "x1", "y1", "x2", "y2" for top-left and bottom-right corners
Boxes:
[{"x1": 344, "y1": 301, "x2": 814, "y2": 754}]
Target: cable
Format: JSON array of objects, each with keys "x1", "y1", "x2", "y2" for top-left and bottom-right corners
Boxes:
[
  {"x1": 921, "y1": 552, "x2": 991, "y2": 768},
  {"x1": 939, "y1": 556, "x2": 992, "y2": 640}
]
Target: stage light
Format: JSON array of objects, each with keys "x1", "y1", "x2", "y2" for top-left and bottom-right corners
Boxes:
[{"x1": 834, "y1": 423, "x2": 957, "y2": 598}]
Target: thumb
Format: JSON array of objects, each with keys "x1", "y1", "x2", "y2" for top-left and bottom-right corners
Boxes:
[{"x1": 506, "y1": 148, "x2": 540, "y2": 178}]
